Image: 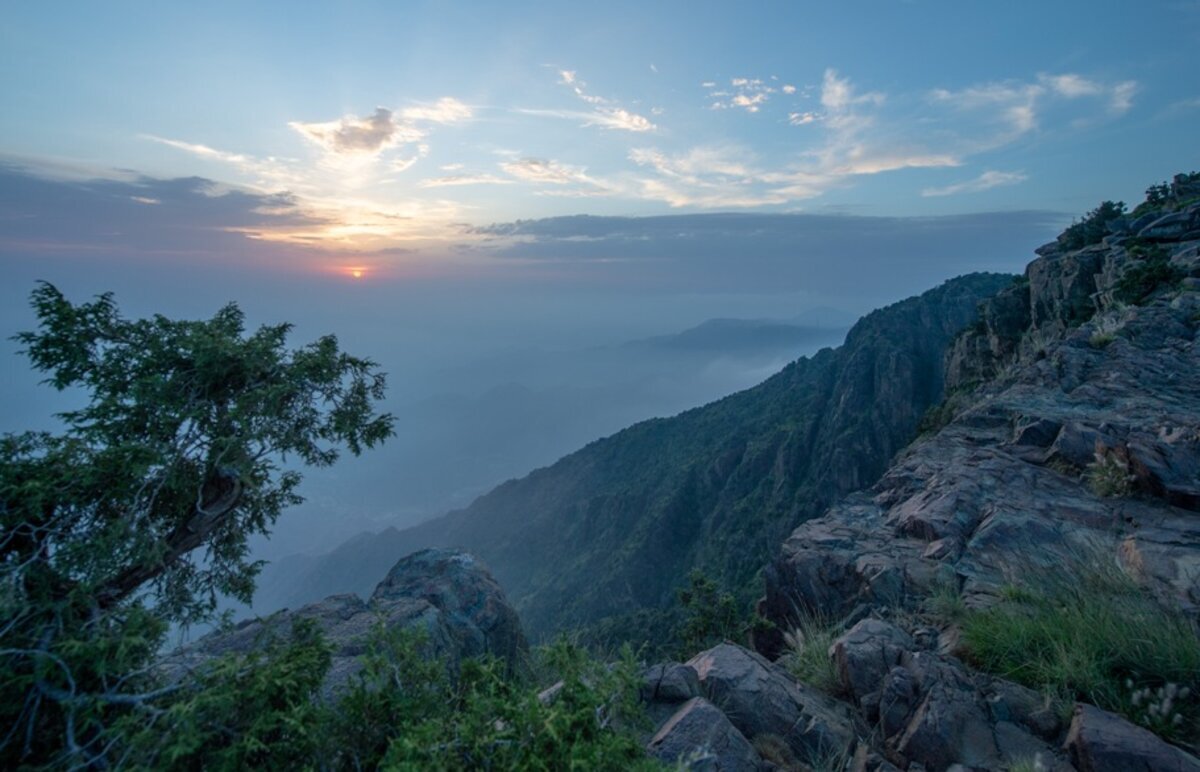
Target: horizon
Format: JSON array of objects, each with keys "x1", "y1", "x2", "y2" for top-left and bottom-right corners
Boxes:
[{"x1": 2, "y1": 1, "x2": 1198, "y2": 558}]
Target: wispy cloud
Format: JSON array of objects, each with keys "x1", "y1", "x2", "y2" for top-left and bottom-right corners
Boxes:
[
  {"x1": 930, "y1": 72, "x2": 1138, "y2": 148},
  {"x1": 501, "y1": 157, "x2": 602, "y2": 187},
  {"x1": 626, "y1": 70, "x2": 960, "y2": 209},
  {"x1": 524, "y1": 69, "x2": 657, "y2": 133},
  {"x1": 419, "y1": 173, "x2": 514, "y2": 188},
  {"x1": 400, "y1": 97, "x2": 474, "y2": 124},
  {"x1": 922, "y1": 169, "x2": 1028, "y2": 197}
]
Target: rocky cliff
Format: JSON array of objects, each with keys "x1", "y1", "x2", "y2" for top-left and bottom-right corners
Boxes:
[
  {"x1": 327, "y1": 272, "x2": 1013, "y2": 644},
  {"x1": 640, "y1": 173, "x2": 1200, "y2": 770}
]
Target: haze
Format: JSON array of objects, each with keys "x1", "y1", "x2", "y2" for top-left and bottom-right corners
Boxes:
[{"x1": 2, "y1": 1, "x2": 1197, "y2": 567}]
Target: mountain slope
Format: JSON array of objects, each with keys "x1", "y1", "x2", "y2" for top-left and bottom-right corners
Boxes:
[{"x1": 276, "y1": 272, "x2": 1010, "y2": 642}]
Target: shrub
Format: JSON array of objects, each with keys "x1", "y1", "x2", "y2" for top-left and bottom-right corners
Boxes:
[
  {"x1": 1058, "y1": 201, "x2": 1126, "y2": 251},
  {"x1": 1113, "y1": 250, "x2": 1185, "y2": 305},
  {"x1": 676, "y1": 570, "x2": 745, "y2": 654},
  {"x1": 780, "y1": 614, "x2": 842, "y2": 694},
  {"x1": 960, "y1": 559, "x2": 1200, "y2": 744}
]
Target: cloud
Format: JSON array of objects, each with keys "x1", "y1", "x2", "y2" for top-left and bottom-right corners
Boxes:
[
  {"x1": 782, "y1": 84, "x2": 797, "y2": 95},
  {"x1": 535, "y1": 70, "x2": 657, "y2": 132},
  {"x1": 418, "y1": 173, "x2": 514, "y2": 188},
  {"x1": 1109, "y1": 81, "x2": 1137, "y2": 114},
  {"x1": 400, "y1": 97, "x2": 473, "y2": 124},
  {"x1": 788, "y1": 111, "x2": 819, "y2": 125},
  {"x1": 0, "y1": 162, "x2": 327, "y2": 260},
  {"x1": 517, "y1": 107, "x2": 656, "y2": 133},
  {"x1": 922, "y1": 170, "x2": 1028, "y2": 197},
  {"x1": 290, "y1": 107, "x2": 417, "y2": 155},
  {"x1": 709, "y1": 77, "x2": 777, "y2": 113},
  {"x1": 930, "y1": 72, "x2": 1138, "y2": 148},
  {"x1": 500, "y1": 157, "x2": 601, "y2": 187}
]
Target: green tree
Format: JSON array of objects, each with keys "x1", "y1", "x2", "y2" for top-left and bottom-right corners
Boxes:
[
  {"x1": 676, "y1": 569, "x2": 743, "y2": 654},
  {"x1": 0, "y1": 283, "x2": 394, "y2": 767}
]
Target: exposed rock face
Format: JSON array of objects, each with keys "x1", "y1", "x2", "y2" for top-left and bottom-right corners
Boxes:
[
  {"x1": 647, "y1": 697, "x2": 761, "y2": 771},
  {"x1": 749, "y1": 180, "x2": 1200, "y2": 771},
  {"x1": 765, "y1": 257, "x2": 1200, "y2": 631},
  {"x1": 368, "y1": 272, "x2": 1013, "y2": 643},
  {"x1": 1065, "y1": 704, "x2": 1200, "y2": 772},
  {"x1": 164, "y1": 549, "x2": 526, "y2": 696}
]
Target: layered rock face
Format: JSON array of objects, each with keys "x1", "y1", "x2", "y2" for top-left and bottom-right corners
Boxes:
[
  {"x1": 764, "y1": 196, "x2": 1200, "y2": 631},
  {"x1": 738, "y1": 181, "x2": 1200, "y2": 769},
  {"x1": 164, "y1": 549, "x2": 526, "y2": 696}
]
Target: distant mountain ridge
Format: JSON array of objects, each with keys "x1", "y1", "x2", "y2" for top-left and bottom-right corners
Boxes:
[{"x1": 255, "y1": 274, "x2": 1010, "y2": 643}]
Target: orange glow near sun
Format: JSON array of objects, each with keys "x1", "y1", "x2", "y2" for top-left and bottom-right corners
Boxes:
[{"x1": 344, "y1": 266, "x2": 366, "y2": 279}]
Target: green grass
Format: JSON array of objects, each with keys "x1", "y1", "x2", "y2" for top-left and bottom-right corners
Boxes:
[
  {"x1": 959, "y1": 560, "x2": 1200, "y2": 744},
  {"x1": 780, "y1": 614, "x2": 842, "y2": 695}
]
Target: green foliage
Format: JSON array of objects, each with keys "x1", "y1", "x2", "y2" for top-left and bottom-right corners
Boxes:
[
  {"x1": 960, "y1": 560, "x2": 1200, "y2": 744},
  {"x1": 121, "y1": 619, "x2": 333, "y2": 770},
  {"x1": 1057, "y1": 200, "x2": 1126, "y2": 251},
  {"x1": 1113, "y1": 249, "x2": 1185, "y2": 305},
  {"x1": 0, "y1": 284, "x2": 393, "y2": 767},
  {"x1": 780, "y1": 614, "x2": 842, "y2": 694},
  {"x1": 676, "y1": 570, "x2": 745, "y2": 654},
  {"x1": 379, "y1": 638, "x2": 660, "y2": 770}
]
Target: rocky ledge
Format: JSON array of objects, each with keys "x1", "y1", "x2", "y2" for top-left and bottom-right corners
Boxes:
[
  {"x1": 646, "y1": 177, "x2": 1200, "y2": 770},
  {"x1": 163, "y1": 548, "x2": 527, "y2": 696}
]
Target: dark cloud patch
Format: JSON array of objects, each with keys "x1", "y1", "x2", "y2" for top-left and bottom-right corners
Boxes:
[
  {"x1": 467, "y1": 211, "x2": 1068, "y2": 298},
  {"x1": 0, "y1": 163, "x2": 326, "y2": 257}
]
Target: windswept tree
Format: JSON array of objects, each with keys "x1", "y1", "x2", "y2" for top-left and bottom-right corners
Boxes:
[{"x1": 0, "y1": 283, "x2": 394, "y2": 767}]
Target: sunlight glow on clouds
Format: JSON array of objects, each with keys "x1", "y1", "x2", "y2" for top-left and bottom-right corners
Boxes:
[{"x1": 129, "y1": 62, "x2": 1145, "y2": 253}]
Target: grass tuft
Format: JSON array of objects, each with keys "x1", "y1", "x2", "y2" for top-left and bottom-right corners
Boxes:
[
  {"x1": 780, "y1": 614, "x2": 842, "y2": 695},
  {"x1": 960, "y1": 558, "x2": 1200, "y2": 744}
]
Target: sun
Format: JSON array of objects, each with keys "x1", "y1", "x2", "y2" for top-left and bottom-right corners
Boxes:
[{"x1": 342, "y1": 266, "x2": 367, "y2": 280}]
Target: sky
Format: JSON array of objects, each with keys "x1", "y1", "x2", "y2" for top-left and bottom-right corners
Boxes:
[
  {"x1": 1, "y1": 1, "x2": 1198, "y2": 556},
  {"x1": 2, "y1": 1, "x2": 1197, "y2": 279}
]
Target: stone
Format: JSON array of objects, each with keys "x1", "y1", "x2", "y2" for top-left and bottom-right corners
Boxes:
[
  {"x1": 889, "y1": 653, "x2": 1001, "y2": 770},
  {"x1": 1064, "y1": 703, "x2": 1200, "y2": 771},
  {"x1": 830, "y1": 619, "x2": 914, "y2": 706},
  {"x1": 687, "y1": 643, "x2": 859, "y2": 765},
  {"x1": 163, "y1": 549, "x2": 527, "y2": 697},
  {"x1": 647, "y1": 697, "x2": 761, "y2": 771}
]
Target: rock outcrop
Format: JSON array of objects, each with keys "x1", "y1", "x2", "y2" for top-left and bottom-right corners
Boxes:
[
  {"x1": 747, "y1": 177, "x2": 1200, "y2": 769},
  {"x1": 164, "y1": 549, "x2": 526, "y2": 696}
]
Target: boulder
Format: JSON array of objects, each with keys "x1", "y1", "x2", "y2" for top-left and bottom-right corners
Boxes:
[
  {"x1": 686, "y1": 643, "x2": 859, "y2": 765},
  {"x1": 647, "y1": 697, "x2": 761, "y2": 771},
  {"x1": 1064, "y1": 703, "x2": 1200, "y2": 771},
  {"x1": 163, "y1": 549, "x2": 527, "y2": 697}
]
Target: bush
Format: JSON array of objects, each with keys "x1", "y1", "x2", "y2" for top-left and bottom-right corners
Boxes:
[
  {"x1": 1113, "y1": 250, "x2": 1185, "y2": 305},
  {"x1": 676, "y1": 570, "x2": 745, "y2": 654},
  {"x1": 960, "y1": 559, "x2": 1200, "y2": 744},
  {"x1": 1058, "y1": 201, "x2": 1126, "y2": 251},
  {"x1": 117, "y1": 623, "x2": 662, "y2": 770}
]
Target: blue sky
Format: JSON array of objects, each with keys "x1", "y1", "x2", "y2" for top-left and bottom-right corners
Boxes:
[{"x1": 1, "y1": 1, "x2": 1198, "y2": 281}]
